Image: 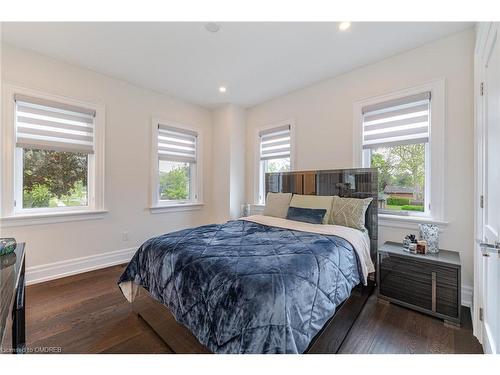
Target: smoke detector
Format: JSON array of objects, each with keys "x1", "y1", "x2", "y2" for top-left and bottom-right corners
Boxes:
[{"x1": 205, "y1": 23, "x2": 220, "y2": 33}]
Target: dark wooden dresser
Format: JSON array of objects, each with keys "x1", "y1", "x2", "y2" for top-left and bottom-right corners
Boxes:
[
  {"x1": 377, "y1": 241, "x2": 461, "y2": 326},
  {"x1": 0, "y1": 243, "x2": 26, "y2": 354}
]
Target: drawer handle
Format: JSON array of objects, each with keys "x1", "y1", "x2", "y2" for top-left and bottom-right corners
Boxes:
[{"x1": 431, "y1": 272, "x2": 436, "y2": 312}]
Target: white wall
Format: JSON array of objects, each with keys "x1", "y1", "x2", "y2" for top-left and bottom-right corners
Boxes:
[
  {"x1": 1, "y1": 43, "x2": 214, "y2": 282},
  {"x1": 212, "y1": 104, "x2": 246, "y2": 222},
  {"x1": 228, "y1": 106, "x2": 246, "y2": 219},
  {"x1": 212, "y1": 106, "x2": 232, "y2": 222},
  {"x1": 246, "y1": 29, "x2": 476, "y2": 295},
  {"x1": 1, "y1": 29, "x2": 477, "y2": 302}
]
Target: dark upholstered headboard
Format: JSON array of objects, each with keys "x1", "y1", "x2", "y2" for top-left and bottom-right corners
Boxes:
[{"x1": 265, "y1": 168, "x2": 378, "y2": 264}]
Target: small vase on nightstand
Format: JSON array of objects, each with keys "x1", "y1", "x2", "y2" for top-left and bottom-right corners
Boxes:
[{"x1": 418, "y1": 224, "x2": 440, "y2": 254}]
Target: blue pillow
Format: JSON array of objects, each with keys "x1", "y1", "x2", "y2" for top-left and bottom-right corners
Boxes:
[{"x1": 286, "y1": 207, "x2": 327, "y2": 224}]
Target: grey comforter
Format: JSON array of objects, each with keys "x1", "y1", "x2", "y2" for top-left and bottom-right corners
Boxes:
[{"x1": 118, "y1": 219, "x2": 362, "y2": 353}]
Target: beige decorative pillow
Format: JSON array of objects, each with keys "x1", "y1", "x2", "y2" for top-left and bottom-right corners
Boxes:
[
  {"x1": 330, "y1": 196, "x2": 373, "y2": 230},
  {"x1": 289, "y1": 194, "x2": 334, "y2": 224},
  {"x1": 263, "y1": 192, "x2": 292, "y2": 218}
]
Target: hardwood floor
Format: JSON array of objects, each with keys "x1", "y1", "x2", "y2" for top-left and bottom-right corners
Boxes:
[
  {"x1": 25, "y1": 264, "x2": 483, "y2": 354},
  {"x1": 26, "y1": 264, "x2": 171, "y2": 354},
  {"x1": 338, "y1": 296, "x2": 482, "y2": 354}
]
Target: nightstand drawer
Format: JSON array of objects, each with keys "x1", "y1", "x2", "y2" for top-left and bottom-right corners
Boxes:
[
  {"x1": 378, "y1": 246, "x2": 461, "y2": 324},
  {"x1": 379, "y1": 254, "x2": 433, "y2": 311}
]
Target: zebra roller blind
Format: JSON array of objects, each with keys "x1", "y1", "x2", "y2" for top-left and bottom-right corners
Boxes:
[
  {"x1": 15, "y1": 94, "x2": 96, "y2": 154},
  {"x1": 259, "y1": 124, "x2": 291, "y2": 161},
  {"x1": 362, "y1": 92, "x2": 430, "y2": 149},
  {"x1": 157, "y1": 124, "x2": 197, "y2": 163}
]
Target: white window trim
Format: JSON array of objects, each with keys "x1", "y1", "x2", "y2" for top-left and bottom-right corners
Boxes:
[
  {"x1": 379, "y1": 214, "x2": 448, "y2": 231},
  {"x1": 253, "y1": 119, "x2": 295, "y2": 204},
  {"x1": 0, "y1": 84, "x2": 106, "y2": 226},
  {"x1": 353, "y1": 79, "x2": 446, "y2": 223},
  {"x1": 0, "y1": 210, "x2": 109, "y2": 228},
  {"x1": 150, "y1": 117, "x2": 204, "y2": 212}
]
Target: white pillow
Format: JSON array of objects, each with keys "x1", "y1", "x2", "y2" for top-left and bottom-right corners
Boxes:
[
  {"x1": 263, "y1": 192, "x2": 292, "y2": 218},
  {"x1": 289, "y1": 194, "x2": 334, "y2": 224}
]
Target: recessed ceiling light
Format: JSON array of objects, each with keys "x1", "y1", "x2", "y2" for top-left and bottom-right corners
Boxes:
[
  {"x1": 205, "y1": 23, "x2": 220, "y2": 33},
  {"x1": 338, "y1": 22, "x2": 351, "y2": 31},
  {"x1": 219, "y1": 86, "x2": 227, "y2": 93}
]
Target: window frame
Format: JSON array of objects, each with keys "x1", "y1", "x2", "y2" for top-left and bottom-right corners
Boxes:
[
  {"x1": 0, "y1": 84, "x2": 106, "y2": 225},
  {"x1": 150, "y1": 117, "x2": 203, "y2": 211},
  {"x1": 353, "y1": 80, "x2": 446, "y2": 222},
  {"x1": 254, "y1": 119, "x2": 295, "y2": 205}
]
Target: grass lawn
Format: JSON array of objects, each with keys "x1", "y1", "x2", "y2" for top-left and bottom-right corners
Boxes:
[
  {"x1": 386, "y1": 204, "x2": 403, "y2": 211},
  {"x1": 385, "y1": 204, "x2": 424, "y2": 212}
]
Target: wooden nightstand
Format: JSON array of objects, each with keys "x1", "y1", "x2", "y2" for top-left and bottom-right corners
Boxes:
[{"x1": 377, "y1": 241, "x2": 461, "y2": 326}]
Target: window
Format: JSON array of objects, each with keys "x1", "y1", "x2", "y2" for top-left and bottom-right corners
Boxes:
[
  {"x1": 154, "y1": 122, "x2": 198, "y2": 206},
  {"x1": 14, "y1": 94, "x2": 98, "y2": 213},
  {"x1": 258, "y1": 124, "x2": 291, "y2": 203},
  {"x1": 362, "y1": 92, "x2": 431, "y2": 216}
]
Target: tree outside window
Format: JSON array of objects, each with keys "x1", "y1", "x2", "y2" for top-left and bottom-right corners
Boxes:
[
  {"x1": 370, "y1": 143, "x2": 425, "y2": 213},
  {"x1": 158, "y1": 160, "x2": 191, "y2": 201},
  {"x1": 22, "y1": 149, "x2": 88, "y2": 209}
]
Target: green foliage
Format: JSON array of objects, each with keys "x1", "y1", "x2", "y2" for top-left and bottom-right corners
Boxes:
[
  {"x1": 401, "y1": 204, "x2": 425, "y2": 212},
  {"x1": 265, "y1": 158, "x2": 290, "y2": 173},
  {"x1": 389, "y1": 144, "x2": 425, "y2": 200},
  {"x1": 23, "y1": 149, "x2": 88, "y2": 198},
  {"x1": 23, "y1": 184, "x2": 52, "y2": 208},
  {"x1": 387, "y1": 197, "x2": 410, "y2": 206},
  {"x1": 371, "y1": 143, "x2": 425, "y2": 201},
  {"x1": 394, "y1": 172, "x2": 413, "y2": 187},
  {"x1": 371, "y1": 153, "x2": 392, "y2": 192},
  {"x1": 386, "y1": 205, "x2": 403, "y2": 211},
  {"x1": 159, "y1": 165, "x2": 189, "y2": 200},
  {"x1": 60, "y1": 181, "x2": 88, "y2": 206},
  {"x1": 22, "y1": 148, "x2": 88, "y2": 208}
]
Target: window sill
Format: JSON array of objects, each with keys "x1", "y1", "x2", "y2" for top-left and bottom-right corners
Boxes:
[
  {"x1": 0, "y1": 209, "x2": 108, "y2": 227},
  {"x1": 378, "y1": 213, "x2": 448, "y2": 231},
  {"x1": 150, "y1": 202, "x2": 204, "y2": 214}
]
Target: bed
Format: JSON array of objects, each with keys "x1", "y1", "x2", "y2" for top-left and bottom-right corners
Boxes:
[{"x1": 118, "y1": 168, "x2": 378, "y2": 354}]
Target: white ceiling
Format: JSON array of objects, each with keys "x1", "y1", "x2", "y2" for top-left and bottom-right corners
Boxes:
[{"x1": 2, "y1": 22, "x2": 472, "y2": 108}]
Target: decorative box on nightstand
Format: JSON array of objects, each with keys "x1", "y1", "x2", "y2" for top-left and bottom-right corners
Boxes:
[{"x1": 377, "y1": 241, "x2": 461, "y2": 326}]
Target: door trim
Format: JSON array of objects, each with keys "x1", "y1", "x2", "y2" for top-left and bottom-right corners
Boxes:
[{"x1": 473, "y1": 21, "x2": 498, "y2": 353}]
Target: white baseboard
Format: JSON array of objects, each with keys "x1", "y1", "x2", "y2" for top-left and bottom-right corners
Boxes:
[
  {"x1": 26, "y1": 247, "x2": 137, "y2": 285},
  {"x1": 462, "y1": 284, "x2": 473, "y2": 308}
]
